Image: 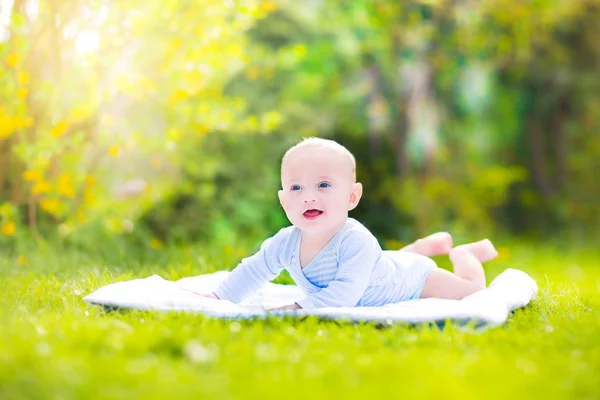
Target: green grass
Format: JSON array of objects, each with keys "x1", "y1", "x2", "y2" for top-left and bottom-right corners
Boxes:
[{"x1": 0, "y1": 241, "x2": 598, "y2": 400}]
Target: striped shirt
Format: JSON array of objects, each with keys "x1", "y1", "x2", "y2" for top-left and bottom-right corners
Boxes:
[{"x1": 214, "y1": 218, "x2": 436, "y2": 309}]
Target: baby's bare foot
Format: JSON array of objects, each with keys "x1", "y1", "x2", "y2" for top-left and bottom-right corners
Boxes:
[
  {"x1": 401, "y1": 232, "x2": 453, "y2": 257},
  {"x1": 452, "y1": 239, "x2": 498, "y2": 263}
]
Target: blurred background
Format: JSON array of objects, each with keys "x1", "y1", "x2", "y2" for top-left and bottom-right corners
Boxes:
[{"x1": 1, "y1": 0, "x2": 599, "y2": 259}]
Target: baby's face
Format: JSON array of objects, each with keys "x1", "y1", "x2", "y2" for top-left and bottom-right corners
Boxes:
[{"x1": 279, "y1": 146, "x2": 360, "y2": 235}]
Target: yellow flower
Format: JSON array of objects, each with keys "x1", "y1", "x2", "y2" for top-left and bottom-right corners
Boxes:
[
  {"x1": 31, "y1": 180, "x2": 52, "y2": 195},
  {"x1": 17, "y1": 87, "x2": 28, "y2": 100},
  {"x1": 196, "y1": 124, "x2": 209, "y2": 135},
  {"x1": 108, "y1": 146, "x2": 120, "y2": 157},
  {"x1": 17, "y1": 72, "x2": 29, "y2": 85},
  {"x1": 22, "y1": 169, "x2": 43, "y2": 181},
  {"x1": 40, "y1": 198, "x2": 61, "y2": 215},
  {"x1": 17, "y1": 255, "x2": 27, "y2": 265},
  {"x1": 1, "y1": 221, "x2": 16, "y2": 236},
  {"x1": 169, "y1": 88, "x2": 189, "y2": 106},
  {"x1": 68, "y1": 104, "x2": 93, "y2": 123},
  {"x1": 57, "y1": 174, "x2": 75, "y2": 197},
  {"x1": 5, "y1": 52, "x2": 19, "y2": 67},
  {"x1": 260, "y1": 0, "x2": 278, "y2": 13},
  {"x1": 85, "y1": 175, "x2": 96, "y2": 186},
  {"x1": 0, "y1": 114, "x2": 33, "y2": 139},
  {"x1": 51, "y1": 121, "x2": 69, "y2": 138},
  {"x1": 150, "y1": 239, "x2": 163, "y2": 250}
]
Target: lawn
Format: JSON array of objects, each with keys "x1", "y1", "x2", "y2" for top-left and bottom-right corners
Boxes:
[{"x1": 0, "y1": 241, "x2": 598, "y2": 400}]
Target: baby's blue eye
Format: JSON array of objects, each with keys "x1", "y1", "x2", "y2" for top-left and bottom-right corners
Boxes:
[
  {"x1": 318, "y1": 182, "x2": 331, "y2": 188},
  {"x1": 291, "y1": 185, "x2": 301, "y2": 191}
]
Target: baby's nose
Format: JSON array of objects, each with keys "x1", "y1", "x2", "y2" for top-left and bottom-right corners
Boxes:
[{"x1": 302, "y1": 193, "x2": 316, "y2": 203}]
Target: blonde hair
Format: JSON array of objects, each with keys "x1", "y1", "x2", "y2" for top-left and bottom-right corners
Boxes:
[{"x1": 282, "y1": 137, "x2": 357, "y2": 181}]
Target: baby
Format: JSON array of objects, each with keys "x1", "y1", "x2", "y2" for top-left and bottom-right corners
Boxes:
[{"x1": 200, "y1": 138, "x2": 498, "y2": 311}]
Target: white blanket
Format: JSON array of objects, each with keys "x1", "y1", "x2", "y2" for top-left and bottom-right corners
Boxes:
[{"x1": 84, "y1": 268, "x2": 537, "y2": 327}]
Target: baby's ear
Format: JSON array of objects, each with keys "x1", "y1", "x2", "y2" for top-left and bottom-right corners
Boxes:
[
  {"x1": 348, "y1": 182, "x2": 363, "y2": 211},
  {"x1": 278, "y1": 190, "x2": 285, "y2": 207}
]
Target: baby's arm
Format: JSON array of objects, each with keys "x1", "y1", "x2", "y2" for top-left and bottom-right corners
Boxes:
[
  {"x1": 212, "y1": 235, "x2": 285, "y2": 303},
  {"x1": 294, "y1": 231, "x2": 379, "y2": 309}
]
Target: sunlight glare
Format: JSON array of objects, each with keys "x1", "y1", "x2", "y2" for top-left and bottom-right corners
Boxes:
[
  {"x1": 0, "y1": 0, "x2": 14, "y2": 42},
  {"x1": 75, "y1": 30, "x2": 100, "y2": 57}
]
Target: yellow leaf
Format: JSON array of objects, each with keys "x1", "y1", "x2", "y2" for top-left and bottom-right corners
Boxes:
[
  {"x1": 31, "y1": 180, "x2": 52, "y2": 195},
  {"x1": 77, "y1": 210, "x2": 86, "y2": 224},
  {"x1": 22, "y1": 169, "x2": 43, "y2": 181},
  {"x1": 150, "y1": 239, "x2": 163, "y2": 250},
  {"x1": 40, "y1": 198, "x2": 61, "y2": 215},
  {"x1": 0, "y1": 129, "x2": 12, "y2": 140},
  {"x1": 385, "y1": 239, "x2": 407, "y2": 250},
  {"x1": 84, "y1": 190, "x2": 95, "y2": 206},
  {"x1": 246, "y1": 116, "x2": 258, "y2": 129},
  {"x1": 229, "y1": 43, "x2": 243, "y2": 58},
  {"x1": 236, "y1": 249, "x2": 246, "y2": 258},
  {"x1": 21, "y1": 117, "x2": 34, "y2": 128},
  {"x1": 292, "y1": 44, "x2": 307, "y2": 59},
  {"x1": 262, "y1": 110, "x2": 282, "y2": 130},
  {"x1": 0, "y1": 202, "x2": 13, "y2": 217},
  {"x1": 183, "y1": 70, "x2": 205, "y2": 93},
  {"x1": 151, "y1": 157, "x2": 162, "y2": 169},
  {"x1": 5, "y1": 52, "x2": 18, "y2": 67},
  {"x1": 166, "y1": 128, "x2": 181, "y2": 141},
  {"x1": 246, "y1": 67, "x2": 260, "y2": 80},
  {"x1": 1, "y1": 221, "x2": 16, "y2": 236},
  {"x1": 51, "y1": 121, "x2": 69, "y2": 138}
]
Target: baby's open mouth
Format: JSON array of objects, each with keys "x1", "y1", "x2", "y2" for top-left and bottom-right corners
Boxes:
[{"x1": 303, "y1": 209, "x2": 323, "y2": 220}]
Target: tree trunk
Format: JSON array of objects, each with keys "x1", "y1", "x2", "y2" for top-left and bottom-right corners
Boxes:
[
  {"x1": 552, "y1": 99, "x2": 568, "y2": 191},
  {"x1": 529, "y1": 117, "x2": 556, "y2": 197}
]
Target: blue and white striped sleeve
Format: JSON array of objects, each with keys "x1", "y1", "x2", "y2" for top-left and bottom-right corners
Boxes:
[
  {"x1": 295, "y1": 231, "x2": 380, "y2": 309},
  {"x1": 214, "y1": 232, "x2": 286, "y2": 303}
]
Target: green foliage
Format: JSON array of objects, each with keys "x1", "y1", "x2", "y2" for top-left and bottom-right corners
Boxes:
[
  {"x1": 0, "y1": 242, "x2": 599, "y2": 399},
  {"x1": 0, "y1": 0, "x2": 284, "y2": 243},
  {"x1": 1, "y1": 0, "x2": 599, "y2": 247}
]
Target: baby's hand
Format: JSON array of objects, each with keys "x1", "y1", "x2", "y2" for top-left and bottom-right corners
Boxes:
[{"x1": 268, "y1": 303, "x2": 302, "y2": 312}]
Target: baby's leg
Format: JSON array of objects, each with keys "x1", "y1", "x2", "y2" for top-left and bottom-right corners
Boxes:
[
  {"x1": 400, "y1": 232, "x2": 452, "y2": 257},
  {"x1": 419, "y1": 239, "x2": 497, "y2": 300}
]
